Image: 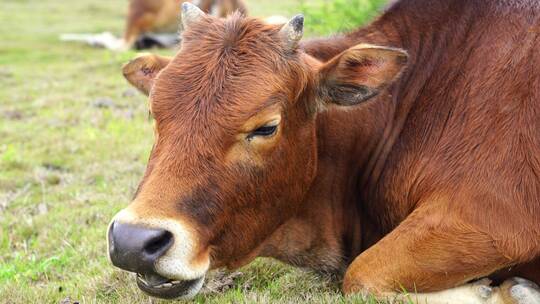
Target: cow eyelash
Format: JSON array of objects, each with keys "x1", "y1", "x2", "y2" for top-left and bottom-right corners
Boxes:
[{"x1": 247, "y1": 124, "x2": 278, "y2": 140}]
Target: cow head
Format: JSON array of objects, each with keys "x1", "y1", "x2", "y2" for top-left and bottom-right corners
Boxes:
[{"x1": 109, "y1": 3, "x2": 407, "y2": 299}]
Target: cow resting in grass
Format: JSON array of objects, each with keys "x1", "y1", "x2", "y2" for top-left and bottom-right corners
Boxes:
[
  {"x1": 109, "y1": 0, "x2": 540, "y2": 302},
  {"x1": 124, "y1": 0, "x2": 247, "y2": 49}
]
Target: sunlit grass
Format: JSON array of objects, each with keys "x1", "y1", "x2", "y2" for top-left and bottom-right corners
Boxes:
[{"x1": 300, "y1": 0, "x2": 388, "y2": 35}]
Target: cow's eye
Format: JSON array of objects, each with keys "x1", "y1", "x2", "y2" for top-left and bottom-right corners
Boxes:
[{"x1": 248, "y1": 124, "x2": 278, "y2": 140}]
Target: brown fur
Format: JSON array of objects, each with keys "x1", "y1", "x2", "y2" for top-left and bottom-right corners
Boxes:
[
  {"x1": 123, "y1": 0, "x2": 247, "y2": 47},
  {"x1": 121, "y1": 0, "x2": 540, "y2": 298}
]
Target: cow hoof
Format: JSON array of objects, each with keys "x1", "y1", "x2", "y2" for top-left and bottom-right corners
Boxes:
[
  {"x1": 465, "y1": 278, "x2": 495, "y2": 300},
  {"x1": 477, "y1": 284, "x2": 494, "y2": 299},
  {"x1": 500, "y1": 277, "x2": 540, "y2": 304}
]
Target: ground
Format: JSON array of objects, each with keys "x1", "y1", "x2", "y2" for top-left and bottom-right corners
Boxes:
[{"x1": 0, "y1": 0, "x2": 386, "y2": 303}]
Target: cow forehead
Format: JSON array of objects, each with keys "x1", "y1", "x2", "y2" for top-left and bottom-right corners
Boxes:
[
  {"x1": 145, "y1": 16, "x2": 301, "y2": 164},
  {"x1": 150, "y1": 15, "x2": 293, "y2": 130}
]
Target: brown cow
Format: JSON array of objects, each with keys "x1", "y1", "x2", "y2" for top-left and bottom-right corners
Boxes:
[
  {"x1": 109, "y1": 1, "x2": 540, "y2": 302},
  {"x1": 123, "y1": 0, "x2": 247, "y2": 49}
]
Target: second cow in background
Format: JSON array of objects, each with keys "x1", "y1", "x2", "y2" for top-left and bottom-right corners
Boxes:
[{"x1": 124, "y1": 0, "x2": 247, "y2": 49}]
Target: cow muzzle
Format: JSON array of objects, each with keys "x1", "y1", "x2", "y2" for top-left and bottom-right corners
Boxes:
[
  {"x1": 107, "y1": 208, "x2": 209, "y2": 299},
  {"x1": 108, "y1": 222, "x2": 173, "y2": 274}
]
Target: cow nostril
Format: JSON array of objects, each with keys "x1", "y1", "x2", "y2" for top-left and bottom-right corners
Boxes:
[
  {"x1": 144, "y1": 230, "x2": 173, "y2": 256},
  {"x1": 108, "y1": 222, "x2": 174, "y2": 275}
]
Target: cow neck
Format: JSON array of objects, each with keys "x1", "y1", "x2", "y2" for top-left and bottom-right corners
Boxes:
[
  {"x1": 302, "y1": 5, "x2": 437, "y2": 259},
  {"x1": 351, "y1": 3, "x2": 454, "y2": 234}
]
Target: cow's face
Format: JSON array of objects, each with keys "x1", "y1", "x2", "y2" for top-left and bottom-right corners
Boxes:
[{"x1": 109, "y1": 4, "x2": 407, "y2": 299}]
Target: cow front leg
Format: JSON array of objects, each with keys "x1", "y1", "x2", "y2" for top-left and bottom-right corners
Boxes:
[
  {"x1": 351, "y1": 278, "x2": 540, "y2": 304},
  {"x1": 343, "y1": 206, "x2": 532, "y2": 303}
]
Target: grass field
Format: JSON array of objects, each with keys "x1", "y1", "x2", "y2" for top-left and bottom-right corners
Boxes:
[{"x1": 0, "y1": 0, "x2": 387, "y2": 303}]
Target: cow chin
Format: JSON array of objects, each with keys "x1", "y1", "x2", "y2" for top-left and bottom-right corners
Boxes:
[
  {"x1": 136, "y1": 272, "x2": 205, "y2": 299},
  {"x1": 109, "y1": 208, "x2": 210, "y2": 299}
]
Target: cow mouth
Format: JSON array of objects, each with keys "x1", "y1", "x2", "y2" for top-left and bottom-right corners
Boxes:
[{"x1": 136, "y1": 273, "x2": 204, "y2": 299}]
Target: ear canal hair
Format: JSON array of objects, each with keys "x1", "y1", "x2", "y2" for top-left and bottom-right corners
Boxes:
[{"x1": 324, "y1": 83, "x2": 380, "y2": 106}]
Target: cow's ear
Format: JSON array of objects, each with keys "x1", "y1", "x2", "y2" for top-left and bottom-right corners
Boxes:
[
  {"x1": 318, "y1": 44, "x2": 408, "y2": 106},
  {"x1": 122, "y1": 54, "x2": 172, "y2": 96}
]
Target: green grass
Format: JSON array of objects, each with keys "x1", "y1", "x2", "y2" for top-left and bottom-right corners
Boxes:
[
  {"x1": 300, "y1": 0, "x2": 388, "y2": 35},
  {"x1": 0, "y1": 0, "x2": 387, "y2": 303}
]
